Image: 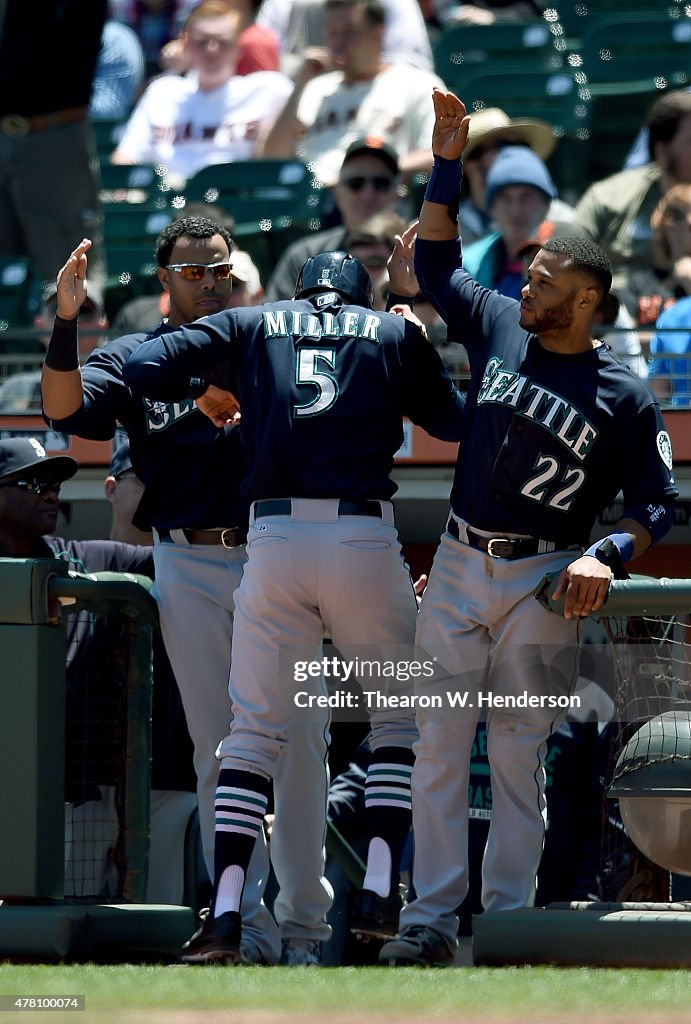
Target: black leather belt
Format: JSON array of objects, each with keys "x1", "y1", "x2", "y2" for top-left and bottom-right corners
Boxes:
[
  {"x1": 254, "y1": 499, "x2": 383, "y2": 519},
  {"x1": 0, "y1": 107, "x2": 88, "y2": 137},
  {"x1": 447, "y1": 517, "x2": 558, "y2": 559},
  {"x1": 157, "y1": 526, "x2": 247, "y2": 547}
]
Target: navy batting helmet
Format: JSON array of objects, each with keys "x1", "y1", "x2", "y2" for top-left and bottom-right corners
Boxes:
[{"x1": 294, "y1": 251, "x2": 374, "y2": 308}]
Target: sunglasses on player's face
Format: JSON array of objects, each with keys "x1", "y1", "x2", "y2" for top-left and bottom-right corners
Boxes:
[
  {"x1": 340, "y1": 176, "x2": 395, "y2": 193},
  {"x1": 0, "y1": 477, "x2": 62, "y2": 495},
  {"x1": 166, "y1": 262, "x2": 233, "y2": 281}
]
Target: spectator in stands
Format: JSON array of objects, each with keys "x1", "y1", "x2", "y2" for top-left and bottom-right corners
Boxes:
[
  {"x1": 462, "y1": 145, "x2": 556, "y2": 299},
  {"x1": 0, "y1": 0, "x2": 108, "y2": 295},
  {"x1": 111, "y1": 0, "x2": 292, "y2": 186},
  {"x1": 344, "y1": 210, "x2": 407, "y2": 309},
  {"x1": 89, "y1": 19, "x2": 146, "y2": 121},
  {"x1": 256, "y1": 0, "x2": 444, "y2": 185},
  {"x1": 645, "y1": 184, "x2": 691, "y2": 406},
  {"x1": 625, "y1": 88, "x2": 691, "y2": 172},
  {"x1": 574, "y1": 89, "x2": 691, "y2": 316},
  {"x1": 160, "y1": 0, "x2": 280, "y2": 77},
  {"x1": 457, "y1": 106, "x2": 570, "y2": 247},
  {"x1": 256, "y1": 0, "x2": 434, "y2": 76},
  {"x1": 108, "y1": 0, "x2": 196, "y2": 78},
  {"x1": 265, "y1": 135, "x2": 402, "y2": 300},
  {"x1": 625, "y1": 183, "x2": 691, "y2": 328}
]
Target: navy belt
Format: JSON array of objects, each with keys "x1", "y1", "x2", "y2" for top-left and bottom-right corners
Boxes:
[
  {"x1": 157, "y1": 526, "x2": 247, "y2": 547},
  {"x1": 447, "y1": 518, "x2": 559, "y2": 559},
  {"x1": 254, "y1": 499, "x2": 383, "y2": 519}
]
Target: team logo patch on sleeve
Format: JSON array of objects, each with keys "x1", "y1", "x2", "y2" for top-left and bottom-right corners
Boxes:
[{"x1": 656, "y1": 430, "x2": 673, "y2": 470}]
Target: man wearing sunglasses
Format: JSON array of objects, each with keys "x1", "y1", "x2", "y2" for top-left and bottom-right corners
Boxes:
[
  {"x1": 266, "y1": 135, "x2": 402, "y2": 301},
  {"x1": 41, "y1": 218, "x2": 332, "y2": 966}
]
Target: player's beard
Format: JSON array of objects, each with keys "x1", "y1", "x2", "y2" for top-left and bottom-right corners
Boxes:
[{"x1": 525, "y1": 289, "x2": 578, "y2": 333}]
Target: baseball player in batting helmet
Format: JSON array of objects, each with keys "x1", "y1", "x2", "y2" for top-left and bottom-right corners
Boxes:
[{"x1": 122, "y1": 249, "x2": 466, "y2": 965}]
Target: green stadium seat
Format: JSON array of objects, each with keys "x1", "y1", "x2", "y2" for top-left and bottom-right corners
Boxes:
[
  {"x1": 178, "y1": 159, "x2": 327, "y2": 283},
  {"x1": 433, "y1": 20, "x2": 563, "y2": 90},
  {"x1": 89, "y1": 118, "x2": 127, "y2": 162},
  {"x1": 99, "y1": 164, "x2": 173, "y2": 211},
  {"x1": 575, "y1": 54, "x2": 691, "y2": 181},
  {"x1": 103, "y1": 244, "x2": 161, "y2": 321},
  {"x1": 0, "y1": 255, "x2": 42, "y2": 329},
  {"x1": 543, "y1": 2, "x2": 674, "y2": 47},
  {"x1": 103, "y1": 207, "x2": 173, "y2": 246},
  {"x1": 180, "y1": 159, "x2": 324, "y2": 229},
  {"x1": 451, "y1": 68, "x2": 590, "y2": 198},
  {"x1": 579, "y1": 12, "x2": 691, "y2": 68}
]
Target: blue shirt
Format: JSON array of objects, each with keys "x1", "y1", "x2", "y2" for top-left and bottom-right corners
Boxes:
[{"x1": 650, "y1": 297, "x2": 691, "y2": 408}]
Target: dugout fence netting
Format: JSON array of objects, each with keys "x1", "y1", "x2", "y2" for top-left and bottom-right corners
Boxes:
[{"x1": 60, "y1": 573, "x2": 156, "y2": 904}]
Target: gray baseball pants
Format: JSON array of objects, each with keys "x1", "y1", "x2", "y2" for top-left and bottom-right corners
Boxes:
[{"x1": 399, "y1": 519, "x2": 581, "y2": 946}]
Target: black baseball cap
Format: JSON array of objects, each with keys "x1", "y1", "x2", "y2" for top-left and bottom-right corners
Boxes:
[
  {"x1": 341, "y1": 136, "x2": 400, "y2": 176},
  {"x1": 0, "y1": 437, "x2": 78, "y2": 482}
]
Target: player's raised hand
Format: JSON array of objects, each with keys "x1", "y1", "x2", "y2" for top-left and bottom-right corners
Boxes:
[
  {"x1": 55, "y1": 238, "x2": 92, "y2": 320},
  {"x1": 552, "y1": 554, "x2": 613, "y2": 619},
  {"x1": 388, "y1": 221, "x2": 419, "y2": 297},
  {"x1": 431, "y1": 89, "x2": 471, "y2": 162},
  {"x1": 195, "y1": 385, "x2": 241, "y2": 427}
]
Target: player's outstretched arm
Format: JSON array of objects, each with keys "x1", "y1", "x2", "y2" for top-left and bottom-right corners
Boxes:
[
  {"x1": 41, "y1": 239, "x2": 93, "y2": 421},
  {"x1": 417, "y1": 90, "x2": 470, "y2": 243},
  {"x1": 123, "y1": 316, "x2": 235, "y2": 403}
]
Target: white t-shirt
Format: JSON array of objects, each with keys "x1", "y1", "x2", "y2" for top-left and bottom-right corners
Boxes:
[
  {"x1": 296, "y1": 65, "x2": 444, "y2": 185},
  {"x1": 115, "y1": 70, "x2": 293, "y2": 182},
  {"x1": 257, "y1": 0, "x2": 434, "y2": 74}
]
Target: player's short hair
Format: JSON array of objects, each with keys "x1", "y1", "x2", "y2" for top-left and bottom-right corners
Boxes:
[
  {"x1": 541, "y1": 236, "x2": 612, "y2": 300},
  {"x1": 155, "y1": 216, "x2": 235, "y2": 267},
  {"x1": 325, "y1": 0, "x2": 385, "y2": 28},
  {"x1": 646, "y1": 89, "x2": 691, "y2": 162}
]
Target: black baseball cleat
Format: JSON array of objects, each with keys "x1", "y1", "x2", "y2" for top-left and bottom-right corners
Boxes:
[
  {"x1": 180, "y1": 908, "x2": 246, "y2": 964},
  {"x1": 350, "y1": 888, "x2": 403, "y2": 942},
  {"x1": 378, "y1": 926, "x2": 455, "y2": 967}
]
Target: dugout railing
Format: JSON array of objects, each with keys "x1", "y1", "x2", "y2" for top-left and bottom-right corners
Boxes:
[
  {"x1": 0, "y1": 558, "x2": 157, "y2": 904},
  {"x1": 472, "y1": 573, "x2": 691, "y2": 967}
]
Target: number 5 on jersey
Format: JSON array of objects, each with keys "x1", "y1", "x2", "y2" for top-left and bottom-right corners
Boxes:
[{"x1": 294, "y1": 348, "x2": 338, "y2": 417}]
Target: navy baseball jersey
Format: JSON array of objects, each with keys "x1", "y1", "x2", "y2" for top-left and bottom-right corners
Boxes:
[
  {"x1": 44, "y1": 323, "x2": 247, "y2": 531},
  {"x1": 415, "y1": 238, "x2": 677, "y2": 545},
  {"x1": 123, "y1": 293, "x2": 466, "y2": 501}
]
